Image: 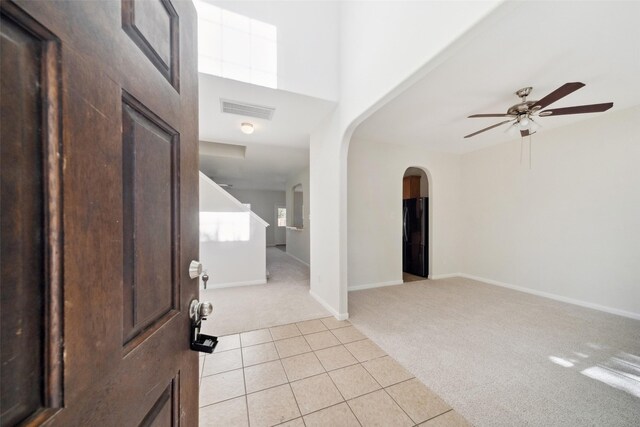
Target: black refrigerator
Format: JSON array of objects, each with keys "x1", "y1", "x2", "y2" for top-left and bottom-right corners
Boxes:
[{"x1": 403, "y1": 197, "x2": 428, "y2": 277}]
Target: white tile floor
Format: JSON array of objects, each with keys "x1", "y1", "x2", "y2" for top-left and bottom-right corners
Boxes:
[{"x1": 199, "y1": 317, "x2": 470, "y2": 427}]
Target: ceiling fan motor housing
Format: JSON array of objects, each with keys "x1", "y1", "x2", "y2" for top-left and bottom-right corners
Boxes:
[{"x1": 507, "y1": 100, "x2": 538, "y2": 116}]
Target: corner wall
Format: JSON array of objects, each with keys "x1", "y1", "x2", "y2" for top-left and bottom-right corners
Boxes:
[
  {"x1": 286, "y1": 168, "x2": 310, "y2": 265},
  {"x1": 199, "y1": 174, "x2": 268, "y2": 288},
  {"x1": 460, "y1": 107, "x2": 640, "y2": 317},
  {"x1": 226, "y1": 188, "x2": 286, "y2": 246},
  {"x1": 309, "y1": 1, "x2": 503, "y2": 317},
  {"x1": 347, "y1": 138, "x2": 463, "y2": 289}
]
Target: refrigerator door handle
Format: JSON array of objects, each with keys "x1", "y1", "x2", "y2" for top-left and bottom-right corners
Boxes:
[{"x1": 403, "y1": 207, "x2": 408, "y2": 242}]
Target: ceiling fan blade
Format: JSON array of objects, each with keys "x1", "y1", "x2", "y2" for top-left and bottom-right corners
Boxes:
[
  {"x1": 539, "y1": 102, "x2": 613, "y2": 116},
  {"x1": 468, "y1": 113, "x2": 513, "y2": 118},
  {"x1": 464, "y1": 120, "x2": 512, "y2": 138},
  {"x1": 531, "y1": 82, "x2": 585, "y2": 110},
  {"x1": 520, "y1": 129, "x2": 530, "y2": 137}
]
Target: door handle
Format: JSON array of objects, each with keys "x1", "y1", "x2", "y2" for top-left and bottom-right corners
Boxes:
[
  {"x1": 189, "y1": 299, "x2": 213, "y2": 324},
  {"x1": 189, "y1": 299, "x2": 217, "y2": 353},
  {"x1": 403, "y1": 207, "x2": 408, "y2": 242}
]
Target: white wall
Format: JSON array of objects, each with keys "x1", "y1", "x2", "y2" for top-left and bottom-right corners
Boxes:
[
  {"x1": 347, "y1": 108, "x2": 640, "y2": 318},
  {"x1": 209, "y1": 0, "x2": 339, "y2": 101},
  {"x1": 460, "y1": 107, "x2": 640, "y2": 317},
  {"x1": 199, "y1": 173, "x2": 268, "y2": 288},
  {"x1": 348, "y1": 138, "x2": 462, "y2": 289},
  {"x1": 286, "y1": 168, "x2": 310, "y2": 265},
  {"x1": 310, "y1": 1, "x2": 502, "y2": 317},
  {"x1": 338, "y1": 0, "x2": 502, "y2": 126},
  {"x1": 225, "y1": 188, "x2": 286, "y2": 246}
]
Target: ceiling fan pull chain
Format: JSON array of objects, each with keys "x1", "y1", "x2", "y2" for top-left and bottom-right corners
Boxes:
[
  {"x1": 520, "y1": 136, "x2": 523, "y2": 165},
  {"x1": 529, "y1": 134, "x2": 532, "y2": 170}
]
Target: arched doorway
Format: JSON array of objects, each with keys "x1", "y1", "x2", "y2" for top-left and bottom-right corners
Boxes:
[{"x1": 403, "y1": 167, "x2": 429, "y2": 281}]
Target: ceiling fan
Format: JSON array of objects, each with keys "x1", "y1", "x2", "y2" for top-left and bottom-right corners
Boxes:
[{"x1": 464, "y1": 82, "x2": 613, "y2": 138}]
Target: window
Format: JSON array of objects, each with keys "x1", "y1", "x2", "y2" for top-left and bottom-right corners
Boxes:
[
  {"x1": 200, "y1": 212, "x2": 250, "y2": 242},
  {"x1": 292, "y1": 184, "x2": 303, "y2": 229},
  {"x1": 277, "y1": 207, "x2": 286, "y2": 227},
  {"x1": 194, "y1": 0, "x2": 278, "y2": 88}
]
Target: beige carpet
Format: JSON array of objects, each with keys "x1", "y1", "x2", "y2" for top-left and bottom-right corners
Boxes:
[
  {"x1": 348, "y1": 277, "x2": 640, "y2": 427},
  {"x1": 200, "y1": 247, "x2": 328, "y2": 336}
]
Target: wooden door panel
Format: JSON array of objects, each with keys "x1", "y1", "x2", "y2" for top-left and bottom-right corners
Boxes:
[
  {"x1": 122, "y1": 93, "x2": 180, "y2": 348},
  {"x1": 1, "y1": 3, "x2": 63, "y2": 425},
  {"x1": 0, "y1": 14, "x2": 45, "y2": 426},
  {"x1": 140, "y1": 378, "x2": 179, "y2": 427},
  {"x1": 17, "y1": 0, "x2": 182, "y2": 127},
  {"x1": 122, "y1": 0, "x2": 179, "y2": 88},
  {"x1": 59, "y1": 47, "x2": 124, "y2": 402},
  {"x1": 1, "y1": 0, "x2": 199, "y2": 425}
]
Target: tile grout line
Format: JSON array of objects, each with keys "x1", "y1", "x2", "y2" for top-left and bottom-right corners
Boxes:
[
  {"x1": 349, "y1": 324, "x2": 462, "y2": 425},
  {"x1": 198, "y1": 378, "x2": 291, "y2": 411},
  {"x1": 364, "y1": 363, "x2": 417, "y2": 425},
  {"x1": 342, "y1": 339, "x2": 386, "y2": 364},
  {"x1": 199, "y1": 362, "x2": 410, "y2": 412},
  {"x1": 200, "y1": 348, "x2": 244, "y2": 378},
  {"x1": 200, "y1": 355, "x2": 205, "y2": 390},
  {"x1": 360, "y1": 358, "x2": 416, "y2": 388},
  {"x1": 239, "y1": 340, "x2": 251, "y2": 427},
  {"x1": 300, "y1": 399, "x2": 363, "y2": 426},
  {"x1": 273, "y1": 328, "x2": 307, "y2": 425},
  {"x1": 299, "y1": 328, "x2": 313, "y2": 353},
  {"x1": 346, "y1": 338, "x2": 418, "y2": 425},
  {"x1": 344, "y1": 386, "x2": 390, "y2": 425},
  {"x1": 202, "y1": 318, "x2": 455, "y2": 426},
  {"x1": 279, "y1": 356, "x2": 306, "y2": 425},
  {"x1": 230, "y1": 316, "x2": 348, "y2": 340},
  {"x1": 198, "y1": 391, "x2": 244, "y2": 410},
  {"x1": 215, "y1": 317, "x2": 351, "y2": 353},
  {"x1": 200, "y1": 336, "x2": 384, "y2": 390},
  {"x1": 314, "y1": 348, "x2": 360, "y2": 373},
  {"x1": 322, "y1": 364, "x2": 363, "y2": 427},
  {"x1": 420, "y1": 408, "x2": 454, "y2": 425}
]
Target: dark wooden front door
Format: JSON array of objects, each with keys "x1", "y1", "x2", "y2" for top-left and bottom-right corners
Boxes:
[{"x1": 0, "y1": 0, "x2": 200, "y2": 425}]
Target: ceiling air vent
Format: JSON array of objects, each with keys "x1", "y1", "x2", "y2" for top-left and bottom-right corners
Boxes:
[{"x1": 220, "y1": 99, "x2": 276, "y2": 120}]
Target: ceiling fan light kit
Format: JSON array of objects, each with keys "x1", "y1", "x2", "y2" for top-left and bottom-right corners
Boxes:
[{"x1": 464, "y1": 82, "x2": 613, "y2": 139}]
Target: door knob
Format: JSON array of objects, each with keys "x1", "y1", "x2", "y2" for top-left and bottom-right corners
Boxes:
[
  {"x1": 189, "y1": 298, "x2": 217, "y2": 354},
  {"x1": 189, "y1": 260, "x2": 202, "y2": 279},
  {"x1": 198, "y1": 300, "x2": 213, "y2": 318},
  {"x1": 189, "y1": 299, "x2": 213, "y2": 324}
]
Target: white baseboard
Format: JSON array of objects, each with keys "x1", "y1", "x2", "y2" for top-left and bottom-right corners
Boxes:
[
  {"x1": 459, "y1": 273, "x2": 640, "y2": 321},
  {"x1": 284, "y1": 251, "x2": 310, "y2": 267},
  {"x1": 309, "y1": 289, "x2": 348, "y2": 320},
  {"x1": 430, "y1": 273, "x2": 461, "y2": 280},
  {"x1": 348, "y1": 280, "x2": 403, "y2": 292},
  {"x1": 203, "y1": 279, "x2": 267, "y2": 290}
]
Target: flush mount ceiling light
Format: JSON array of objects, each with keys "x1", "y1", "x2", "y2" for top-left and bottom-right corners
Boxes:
[{"x1": 240, "y1": 122, "x2": 254, "y2": 134}]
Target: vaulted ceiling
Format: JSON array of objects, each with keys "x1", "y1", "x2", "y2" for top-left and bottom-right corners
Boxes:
[
  {"x1": 199, "y1": 0, "x2": 640, "y2": 191},
  {"x1": 353, "y1": 1, "x2": 640, "y2": 154}
]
